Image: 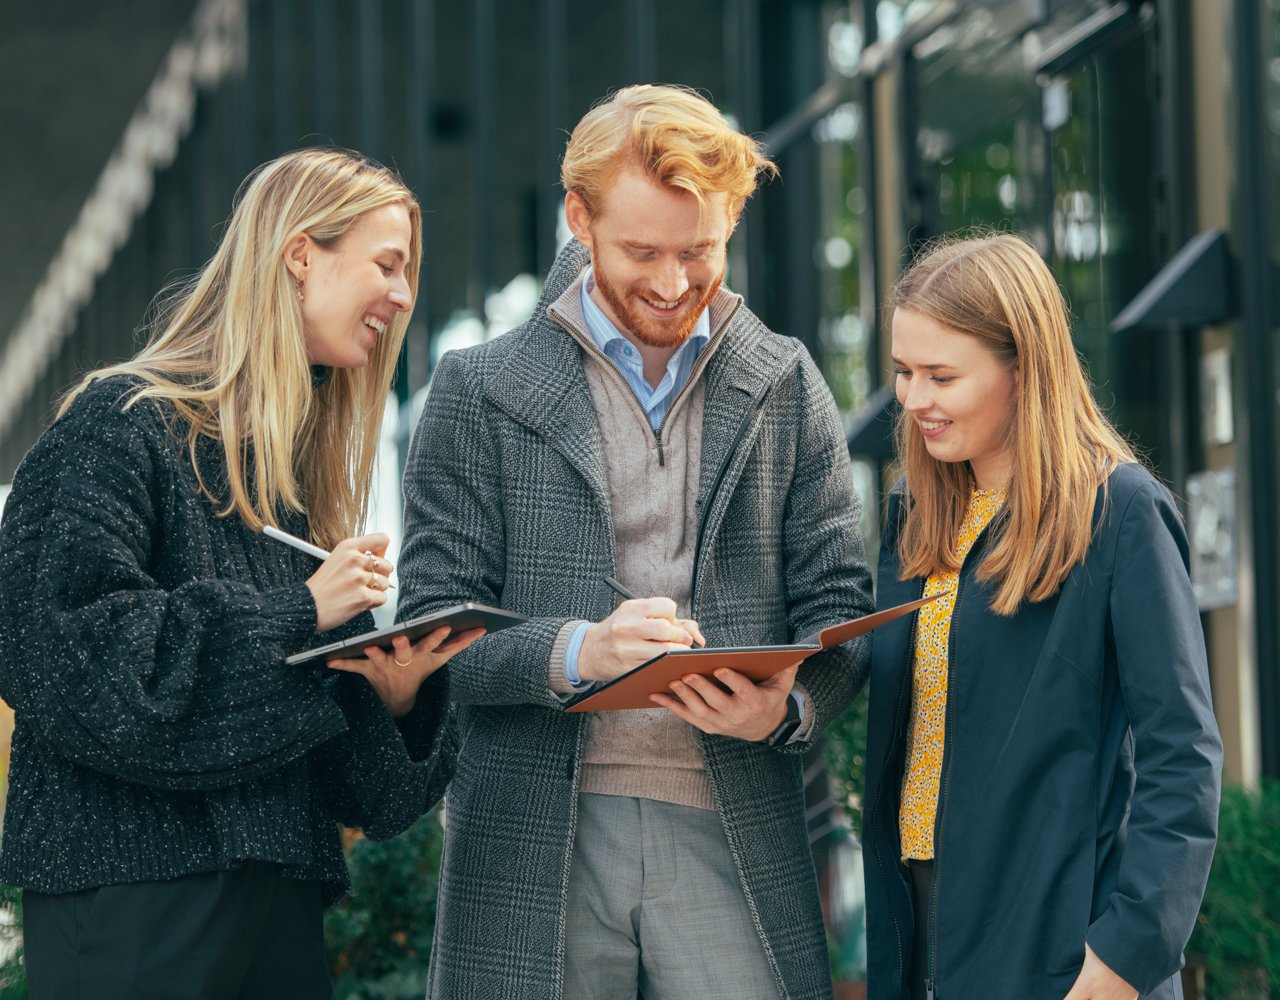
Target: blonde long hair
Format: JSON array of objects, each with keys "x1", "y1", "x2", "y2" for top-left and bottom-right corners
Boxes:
[
  {"x1": 61, "y1": 148, "x2": 422, "y2": 549},
  {"x1": 891, "y1": 232, "x2": 1138, "y2": 615},
  {"x1": 560, "y1": 83, "x2": 777, "y2": 224}
]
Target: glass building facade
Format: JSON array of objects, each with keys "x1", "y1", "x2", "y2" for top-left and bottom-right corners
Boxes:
[{"x1": 3, "y1": 0, "x2": 1280, "y2": 983}]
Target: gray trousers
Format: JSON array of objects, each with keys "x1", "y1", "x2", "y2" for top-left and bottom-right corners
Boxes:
[{"x1": 564, "y1": 793, "x2": 782, "y2": 1000}]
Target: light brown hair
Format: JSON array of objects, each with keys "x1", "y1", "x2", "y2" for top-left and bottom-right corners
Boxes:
[
  {"x1": 890, "y1": 231, "x2": 1138, "y2": 615},
  {"x1": 560, "y1": 83, "x2": 777, "y2": 225},
  {"x1": 62, "y1": 147, "x2": 422, "y2": 549}
]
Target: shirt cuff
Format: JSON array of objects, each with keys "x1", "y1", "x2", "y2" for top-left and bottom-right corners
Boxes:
[
  {"x1": 785, "y1": 682, "x2": 816, "y2": 745},
  {"x1": 565, "y1": 622, "x2": 592, "y2": 686},
  {"x1": 548, "y1": 620, "x2": 594, "y2": 699}
]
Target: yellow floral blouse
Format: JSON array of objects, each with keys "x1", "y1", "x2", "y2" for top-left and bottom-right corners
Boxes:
[{"x1": 899, "y1": 486, "x2": 1006, "y2": 861}]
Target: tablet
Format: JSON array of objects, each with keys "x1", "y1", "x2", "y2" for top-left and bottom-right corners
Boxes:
[{"x1": 285, "y1": 602, "x2": 527, "y2": 666}]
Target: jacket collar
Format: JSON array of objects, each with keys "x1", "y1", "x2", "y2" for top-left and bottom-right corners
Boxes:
[
  {"x1": 546, "y1": 263, "x2": 744, "y2": 350},
  {"x1": 481, "y1": 238, "x2": 806, "y2": 515}
]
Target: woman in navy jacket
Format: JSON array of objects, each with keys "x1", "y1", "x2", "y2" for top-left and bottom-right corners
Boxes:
[{"x1": 863, "y1": 233, "x2": 1222, "y2": 1000}]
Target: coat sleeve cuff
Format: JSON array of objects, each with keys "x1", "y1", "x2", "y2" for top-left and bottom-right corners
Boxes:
[
  {"x1": 1085, "y1": 914, "x2": 1173, "y2": 996},
  {"x1": 786, "y1": 681, "x2": 816, "y2": 745}
]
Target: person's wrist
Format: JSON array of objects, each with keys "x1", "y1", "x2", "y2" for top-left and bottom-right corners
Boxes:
[
  {"x1": 304, "y1": 580, "x2": 329, "y2": 633},
  {"x1": 762, "y1": 694, "x2": 802, "y2": 746}
]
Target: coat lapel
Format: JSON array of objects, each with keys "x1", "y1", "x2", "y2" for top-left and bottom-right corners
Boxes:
[
  {"x1": 481, "y1": 240, "x2": 613, "y2": 517},
  {"x1": 696, "y1": 314, "x2": 802, "y2": 548}
]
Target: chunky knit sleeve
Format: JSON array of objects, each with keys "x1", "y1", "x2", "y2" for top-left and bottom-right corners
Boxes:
[
  {"x1": 313, "y1": 671, "x2": 456, "y2": 839},
  {"x1": 0, "y1": 381, "x2": 345, "y2": 791}
]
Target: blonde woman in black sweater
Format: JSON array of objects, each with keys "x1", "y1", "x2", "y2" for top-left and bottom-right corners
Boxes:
[{"x1": 0, "y1": 148, "x2": 478, "y2": 999}]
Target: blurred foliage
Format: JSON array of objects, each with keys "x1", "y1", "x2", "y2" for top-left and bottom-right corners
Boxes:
[
  {"x1": 823, "y1": 687, "x2": 870, "y2": 985},
  {"x1": 824, "y1": 687, "x2": 870, "y2": 832},
  {"x1": 1188, "y1": 781, "x2": 1280, "y2": 999},
  {"x1": 0, "y1": 883, "x2": 23, "y2": 999},
  {"x1": 0, "y1": 765, "x2": 22, "y2": 1000},
  {"x1": 325, "y1": 810, "x2": 445, "y2": 1000}
]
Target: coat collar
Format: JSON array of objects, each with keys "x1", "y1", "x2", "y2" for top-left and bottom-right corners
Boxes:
[{"x1": 481, "y1": 238, "x2": 806, "y2": 516}]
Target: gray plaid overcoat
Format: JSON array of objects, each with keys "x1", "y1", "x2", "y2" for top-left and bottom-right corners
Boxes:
[{"x1": 398, "y1": 239, "x2": 874, "y2": 1000}]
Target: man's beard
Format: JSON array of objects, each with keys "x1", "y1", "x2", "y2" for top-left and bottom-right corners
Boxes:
[{"x1": 594, "y1": 263, "x2": 723, "y2": 349}]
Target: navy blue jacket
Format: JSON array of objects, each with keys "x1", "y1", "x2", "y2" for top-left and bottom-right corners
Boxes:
[{"x1": 863, "y1": 464, "x2": 1221, "y2": 999}]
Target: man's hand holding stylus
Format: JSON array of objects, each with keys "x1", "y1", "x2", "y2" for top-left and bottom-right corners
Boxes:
[{"x1": 578, "y1": 597, "x2": 705, "y2": 683}]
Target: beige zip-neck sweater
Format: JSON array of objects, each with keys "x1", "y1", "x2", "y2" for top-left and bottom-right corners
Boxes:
[{"x1": 544, "y1": 277, "x2": 739, "y2": 811}]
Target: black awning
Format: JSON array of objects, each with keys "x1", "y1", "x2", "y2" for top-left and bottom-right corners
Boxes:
[{"x1": 1110, "y1": 228, "x2": 1236, "y2": 332}]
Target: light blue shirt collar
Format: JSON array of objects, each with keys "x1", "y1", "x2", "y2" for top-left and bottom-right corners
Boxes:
[{"x1": 579, "y1": 266, "x2": 709, "y2": 427}]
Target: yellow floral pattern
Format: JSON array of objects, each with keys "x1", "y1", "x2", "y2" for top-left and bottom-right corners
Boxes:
[{"x1": 899, "y1": 487, "x2": 1006, "y2": 861}]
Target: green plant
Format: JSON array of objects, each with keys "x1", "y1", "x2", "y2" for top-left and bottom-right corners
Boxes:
[
  {"x1": 824, "y1": 687, "x2": 870, "y2": 832},
  {"x1": 0, "y1": 882, "x2": 23, "y2": 999},
  {"x1": 822, "y1": 687, "x2": 871, "y2": 985},
  {"x1": 325, "y1": 809, "x2": 445, "y2": 1000},
  {"x1": 1187, "y1": 780, "x2": 1280, "y2": 999}
]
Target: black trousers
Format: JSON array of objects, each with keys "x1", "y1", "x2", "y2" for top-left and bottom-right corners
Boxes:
[
  {"x1": 23, "y1": 862, "x2": 331, "y2": 1000},
  {"x1": 906, "y1": 859, "x2": 934, "y2": 1000}
]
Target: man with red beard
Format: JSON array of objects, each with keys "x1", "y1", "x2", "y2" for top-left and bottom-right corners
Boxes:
[{"x1": 398, "y1": 84, "x2": 874, "y2": 1000}]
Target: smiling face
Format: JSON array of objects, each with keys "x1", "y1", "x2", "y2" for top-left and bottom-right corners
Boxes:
[
  {"x1": 892, "y1": 307, "x2": 1019, "y2": 490},
  {"x1": 566, "y1": 166, "x2": 730, "y2": 351},
  {"x1": 288, "y1": 202, "x2": 414, "y2": 369}
]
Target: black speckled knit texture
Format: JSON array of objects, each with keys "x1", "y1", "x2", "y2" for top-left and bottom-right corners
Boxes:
[{"x1": 0, "y1": 375, "x2": 454, "y2": 905}]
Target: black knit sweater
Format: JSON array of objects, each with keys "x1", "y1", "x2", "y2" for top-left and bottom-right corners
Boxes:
[{"x1": 0, "y1": 376, "x2": 452, "y2": 904}]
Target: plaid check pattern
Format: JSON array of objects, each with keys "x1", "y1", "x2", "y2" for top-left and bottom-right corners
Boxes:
[{"x1": 398, "y1": 239, "x2": 875, "y2": 1000}]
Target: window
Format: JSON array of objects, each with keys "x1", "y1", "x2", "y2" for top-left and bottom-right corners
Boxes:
[
  {"x1": 912, "y1": 10, "x2": 1046, "y2": 242},
  {"x1": 1047, "y1": 24, "x2": 1165, "y2": 466}
]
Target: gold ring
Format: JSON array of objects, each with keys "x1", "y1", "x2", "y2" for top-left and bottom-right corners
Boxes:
[
  {"x1": 364, "y1": 550, "x2": 376, "y2": 571},
  {"x1": 369, "y1": 571, "x2": 378, "y2": 589},
  {"x1": 393, "y1": 653, "x2": 412, "y2": 667}
]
